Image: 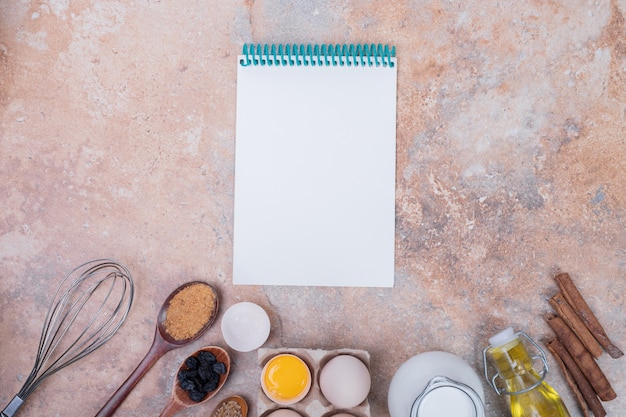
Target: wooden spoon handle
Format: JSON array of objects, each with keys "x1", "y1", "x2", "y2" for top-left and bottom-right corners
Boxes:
[
  {"x1": 157, "y1": 399, "x2": 186, "y2": 417},
  {"x1": 95, "y1": 330, "x2": 173, "y2": 417}
]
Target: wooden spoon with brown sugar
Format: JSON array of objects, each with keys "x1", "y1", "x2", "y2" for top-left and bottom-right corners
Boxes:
[{"x1": 95, "y1": 281, "x2": 219, "y2": 417}]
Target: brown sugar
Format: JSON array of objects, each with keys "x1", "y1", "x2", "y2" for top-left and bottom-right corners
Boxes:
[{"x1": 164, "y1": 283, "x2": 216, "y2": 340}]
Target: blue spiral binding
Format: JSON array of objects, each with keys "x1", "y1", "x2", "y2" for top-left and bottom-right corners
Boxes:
[{"x1": 240, "y1": 43, "x2": 396, "y2": 68}]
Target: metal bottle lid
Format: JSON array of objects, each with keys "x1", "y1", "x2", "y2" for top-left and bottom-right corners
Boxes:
[{"x1": 411, "y1": 376, "x2": 485, "y2": 417}]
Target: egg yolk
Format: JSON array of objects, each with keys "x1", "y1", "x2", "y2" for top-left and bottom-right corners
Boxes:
[{"x1": 263, "y1": 354, "x2": 311, "y2": 402}]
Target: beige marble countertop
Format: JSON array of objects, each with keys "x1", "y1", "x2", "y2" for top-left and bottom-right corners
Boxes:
[{"x1": 1, "y1": 1, "x2": 625, "y2": 417}]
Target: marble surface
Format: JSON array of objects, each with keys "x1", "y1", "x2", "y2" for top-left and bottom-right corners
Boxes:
[{"x1": 1, "y1": 1, "x2": 625, "y2": 416}]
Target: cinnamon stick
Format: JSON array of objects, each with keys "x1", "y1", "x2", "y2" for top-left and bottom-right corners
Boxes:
[
  {"x1": 549, "y1": 293, "x2": 604, "y2": 358},
  {"x1": 547, "y1": 315, "x2": 616, "y2": 401},
  {"x1": 547, "y1": 338, "x2": 606, "y2": 417},
  {"x1": 547, "y1": 341, "x2": 590, "y2": 417},
  {"x1": 555, "y1": 272, "x2": 624, "y2": 358}
]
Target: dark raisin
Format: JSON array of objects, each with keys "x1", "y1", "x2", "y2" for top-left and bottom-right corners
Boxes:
[
  {"x1": 178, "y1": 369, "x2": 198, "y2": 381},
  {"x1": 198, "y1": 364, "x2": 214, "y2": 381},
  {"x1": 185, "y1": 356, "x2": 200, "y2": 370},
  {"x1": 198, "y1": 351, "x2": 216, "y2": 365},
  {"x1": 188, "y1": 390, "x2": 206, "y2": 402},
  {"x1": 203, "y1": 380, "x2": 219, "y2": 392},
  {"x1": 212, "y1": 362, "x2": 227, "y2": 375},
  {"x1": 208, "y1": 372, "x2": 220, "y2": 385},
  {"x1": 179, "y1": 378, "x2": 196, "y2": 391},
  {"x1": 193, "y1": 376, "x2": 204, "y2": 389}
]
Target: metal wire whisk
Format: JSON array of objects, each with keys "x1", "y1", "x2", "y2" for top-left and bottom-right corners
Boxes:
[{"x1": 1, "y1": 259, "x2": 135, "y2": 417}]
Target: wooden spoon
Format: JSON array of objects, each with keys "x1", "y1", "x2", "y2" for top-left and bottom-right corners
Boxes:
[
  {"x1": 209, "y1": 396, "x2": 248, "y2": 417},
  {"x1": 95, "y1": 281, "x2": 219, "y2": 417},
  {"x1": 158, "y1": 346, "x2": 231, "y2": 417}
]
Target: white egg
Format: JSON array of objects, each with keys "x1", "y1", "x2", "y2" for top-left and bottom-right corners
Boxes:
[
  {"x1": 266, "y1": 409, "x2": 302, "y2": 417},
  {"x1": 319, "y1": 354, "x2": 371, "y2": 408}
]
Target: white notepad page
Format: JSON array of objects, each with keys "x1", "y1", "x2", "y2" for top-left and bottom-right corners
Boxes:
[{"x1": 233, "y1": 47, "x2": 397, "y2": 287}]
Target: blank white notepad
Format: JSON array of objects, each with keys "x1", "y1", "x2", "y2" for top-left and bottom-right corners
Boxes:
[{"x1": 233, "y1": 44, "x2": 397, "y2": 287}]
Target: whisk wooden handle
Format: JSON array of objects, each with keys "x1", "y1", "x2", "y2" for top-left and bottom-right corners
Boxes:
[{"x1": 95, "y1": 330, "x2": 174, "y2": 417}]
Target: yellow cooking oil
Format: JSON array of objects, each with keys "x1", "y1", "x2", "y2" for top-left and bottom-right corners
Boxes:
[{"x1": 488, "y1": 330, "x2": 571, "y2": 417}]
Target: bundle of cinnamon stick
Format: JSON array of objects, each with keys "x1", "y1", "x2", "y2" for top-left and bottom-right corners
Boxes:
[{"x1": 545, "y1": 272, "x2": 623, "y2": 417}]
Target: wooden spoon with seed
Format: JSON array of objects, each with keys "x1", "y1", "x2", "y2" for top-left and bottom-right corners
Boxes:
[{"x1": 210, "y1": 396, "x2": 248, "y2": 417}]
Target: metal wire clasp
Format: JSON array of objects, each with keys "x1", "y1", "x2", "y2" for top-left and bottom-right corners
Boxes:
[
  {"x1": 482, "y1": 331, "x2": 549, "y2": 396},
  {"x1": 1, "y1": 396, "x2": 24, "y2": 417}
]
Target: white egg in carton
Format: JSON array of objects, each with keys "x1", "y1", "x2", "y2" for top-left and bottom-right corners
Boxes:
[{"x1": 257, "y1": 347, "x2": 372, "y2": 417}]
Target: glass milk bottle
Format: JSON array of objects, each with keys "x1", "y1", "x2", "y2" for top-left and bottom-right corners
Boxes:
[
  {"x1": 483, "y1": 327, "x2": 571, "y2": 417},
  {"x1": 388, "y1": 351, "x2": 486, "y2": 417}
]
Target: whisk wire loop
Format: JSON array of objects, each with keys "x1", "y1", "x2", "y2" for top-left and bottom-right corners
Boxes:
[
  {"x1": 40, "y1": 274, "x2": 117, "y2": 376},
  {"x1": 2, "y1": 259, "x2": 134, "y2": 417}
]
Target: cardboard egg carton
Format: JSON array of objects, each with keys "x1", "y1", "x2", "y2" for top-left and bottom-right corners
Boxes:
[{"x1": 257, "y1": 347, "x2": 371, "y2": 417}]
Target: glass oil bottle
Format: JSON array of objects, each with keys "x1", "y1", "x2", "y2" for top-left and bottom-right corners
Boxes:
[{"x1": 483, "y1": 327, "x2": 571, "y2": 417}]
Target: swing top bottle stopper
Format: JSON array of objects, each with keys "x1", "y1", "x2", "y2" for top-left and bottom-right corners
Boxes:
[{"x1": 483, "y1": 327, "x2": 571, "y2": 417}]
